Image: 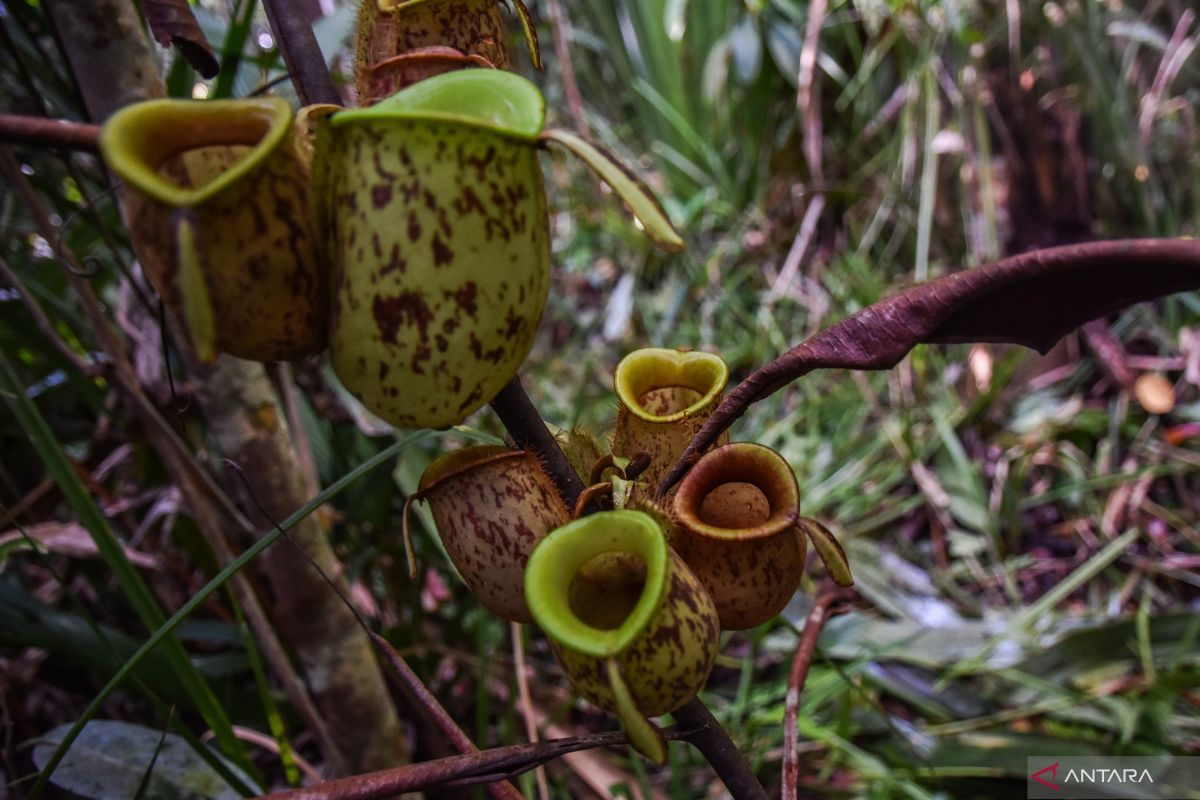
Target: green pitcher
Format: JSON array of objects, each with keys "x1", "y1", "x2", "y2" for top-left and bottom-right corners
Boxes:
[
  {"x1": 323, "y1": 70, "x2": 684, "y2": 430},
  {"x1": 100, "y1": 97, "x2": 328, "y2": 363},
  {"x1": 525, "y1": 510, "x2": 719, "y2": 763}
]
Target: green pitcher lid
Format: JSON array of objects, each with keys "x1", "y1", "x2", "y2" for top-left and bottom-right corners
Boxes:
[{"x1": 332, "y1": 69, "x2": 545, "y2": 140}]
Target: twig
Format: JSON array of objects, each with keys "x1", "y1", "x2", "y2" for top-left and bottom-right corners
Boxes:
[
  {"x1": 511, "y1": 622, "x2": 551, "y2": 800},
  {"x1": 782, "y1": 588, "x2": 849, "y2": 800},
  {"x1": 672, "y1": 700, "x2": 768, "y2": 800},
  {"x1": 490, "y1": 376, "x2": 587, "y2": 507},
  {"x1": 368, "y1": 632, "x2": 523, "y2": 800},
  {"x1": 260, "y1": 0, "x2": 341, "y2": 106},
  {"x1": 545, "y1": 0, "x2": 587, "y2": 134},
  {"x1": 1082, "y1": 319, "x2": 1135, "y2": 390},
  {"x1": 0, "y1": 112, "x2": 100, "y2": 152},
  {"x1": 257, "y1": 726, "x2": 698, "y2": 800},
  {"x1": 0, "y1": 252, "x2": 95, "y2": 375}
]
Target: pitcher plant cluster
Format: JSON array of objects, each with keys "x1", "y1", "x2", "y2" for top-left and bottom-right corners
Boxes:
[
  {"x1": 93, "y1": 0, "x2": 845, "y2": 765},
  {"x1": 89, "y1": 0, "x2": 1200, "y2": 782}
]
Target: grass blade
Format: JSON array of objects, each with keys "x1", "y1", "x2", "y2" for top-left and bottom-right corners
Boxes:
[
  {"x1": 26, "y1": 428, "x2": 431, "y2": 797},
  {"x1": 0, "y1": 350, "x2": 256, "y2": 785}
]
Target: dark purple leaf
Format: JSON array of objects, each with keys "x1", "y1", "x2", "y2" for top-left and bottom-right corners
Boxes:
[
  {"x1": 143, "y1": 0, "x2": 220, "y2": 79},
  {"x1": 658, "y1": 238, "x2": 1200, "y2": 493}
]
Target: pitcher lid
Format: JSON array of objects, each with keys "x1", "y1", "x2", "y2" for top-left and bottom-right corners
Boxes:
[{"x1": 332, "y1": 69, "x2": 545, "y2": 141}]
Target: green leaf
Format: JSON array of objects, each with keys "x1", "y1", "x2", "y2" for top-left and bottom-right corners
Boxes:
[{"x1": 31, "y1": 720, "x2": 250, "y2": 800}]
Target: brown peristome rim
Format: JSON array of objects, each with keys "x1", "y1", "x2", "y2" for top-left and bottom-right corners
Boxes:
[
  {"x1": 417, "y1": 445, "x2": 529, "y2": 496},
  {"x1": 672, "y1": 442, "x2": 800, "y2": 542}
]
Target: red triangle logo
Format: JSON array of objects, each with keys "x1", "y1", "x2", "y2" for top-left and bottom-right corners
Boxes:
[{"x1": 1030, "y1": 762, "x2": 1061, "y2": 791}]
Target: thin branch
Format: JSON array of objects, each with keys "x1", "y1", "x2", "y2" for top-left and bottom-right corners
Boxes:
[
  {"x1": 0, "y1": 113, "x2": 100, "y2": 152},
  {"x1": 257, "y1": 726, "x2": 698, "y2": 800},
  {"x1": 782, "y1": 588, "x2": 850, "y2": 800},
  {"x1": 0, "y1": 252, "x2": 95, "y2": 375},
  {"x1": 490, "y1": 376, "x2": 587, "y2": 507},
  {"x1": 260, "y1": 0, "x2": 341, "y2": 106},
  {"x1": 672, "y1": 700, "x2": 768, "y2": 800},
  {"x1": 511, "y1": 622, "x2": 551, "y2": 800},
  {"x1": 368, "y1": 632, "x2": 523, "y2": 800}
]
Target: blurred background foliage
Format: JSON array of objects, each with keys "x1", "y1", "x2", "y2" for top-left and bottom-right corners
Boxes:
[{"x1": 1, "y1": 0, "x2": 1199, "y2": 798}]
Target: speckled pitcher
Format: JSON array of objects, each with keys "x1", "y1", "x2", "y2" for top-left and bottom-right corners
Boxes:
[
  {"x1": 322, "y1": 70, "x2": 683, "y2": 429},
  {"x1": 100, "y1": 98, "x2": 328, "y2": 363},
  {"x1": 355, "y1": 0, "x2": 541, "y2": 104},
  {"x1": 408, "y1": 445, "x2": 569, "y2": 622},
  {"x1": 611, "y1": 348, "x2": 730, "y2": 489},
  {"x1": 525, "y1": 510, "x2": 719, "y2": 763}
]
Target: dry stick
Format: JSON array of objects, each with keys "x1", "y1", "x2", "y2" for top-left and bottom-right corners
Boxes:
[
  {"x1": 0, "y1": 145, "x2": 353, "y2": 774},
  {"x1": 224, "y1": 458, "x2": 522, "y2": 800},
  {"x1": 258, "y1": 727, "x2": 698, "y2": 800},
  {"x1": 368, "y1": 632, "x2": 523, "y2": 800},
  {"x1": 782, "y1": 589, "x2": 848, "y2": 800},
  {"x1": 0, "y1": 112, "x2": 100, "y2": 152},
  {"x1": 510, "y1": 622, "x2": 551, "y2": 800},
  {"x1": 544, "y1": 0, "x2": 588, "y2": 134},
  {"x1": 0, "y1": 252, "x2": 94, "y2": 375},
  {"x1": 260, "y1": 0, "x2": 340, "y2": 107}
]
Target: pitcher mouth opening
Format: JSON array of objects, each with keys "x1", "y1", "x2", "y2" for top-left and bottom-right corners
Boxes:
[
  {"x1": 100, "y1": 98, "x2": 293, "y2": 208},
  {"x1": 614, "y1": 349, "x2": 729, "y2": 424},
  {"x1": 525, "y1": 511, "x2": 667, "y2": 658},
  {"x1": 673, "y1": 443, "x2": 800, "y2": 541}
]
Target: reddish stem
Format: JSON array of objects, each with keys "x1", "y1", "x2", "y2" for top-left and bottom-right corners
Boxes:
[{"x1": 0, "y1": 113, "x2": 99, "y2": 152}]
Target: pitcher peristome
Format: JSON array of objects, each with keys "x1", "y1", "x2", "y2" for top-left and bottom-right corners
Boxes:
[
  {"x1": 524, "y1": 510, "x2": 719, "y2": 763},
  {"x1": 100, "y1": 97, "x2": 327, "y2": 363},
  {"x1": 611, "y1": 348, "x2": 730, "y2": 489}
]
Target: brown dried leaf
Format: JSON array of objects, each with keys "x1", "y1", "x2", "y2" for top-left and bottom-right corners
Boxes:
[
  {"x1": 660, "y1": 239, "x2": 1200, "y2": 492},
  {"x1": 143, "y1": 0, "x2": 220, "y2": 78},
  {"x1": 0, "y1": 520, "x2": 162, "y2": 569}
]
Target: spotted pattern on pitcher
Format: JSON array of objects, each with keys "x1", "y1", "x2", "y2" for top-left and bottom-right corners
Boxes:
[
  {"x1": 553, "y1": 557, "x2": 720, "y2": 718},
  {"x1": 356, "y1": 0, "x2": 509, "y2": 104},
  {"x1": 611, "y1": 350, "x2": 730, "y2": 489},
  {"x1": 675, "y1": 527, "x2": 807, "y2": 630},
  {"x1": 421, "y1": 447, "x2": 568, "y2": 623},
  {"x1": 328, "y1": 119, "x2": 551, "y2": 428},
  {"x1": 123, "y1": 131, "x2": 327, "y2": 362},
  {"x1": 672, "y1": 442, "x2": 810, "y2": 630}
]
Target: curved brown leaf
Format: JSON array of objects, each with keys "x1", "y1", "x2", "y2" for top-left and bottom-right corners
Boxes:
[
  {"x1": 143, "y1": 0, "x2": 220, "y2": 78},
  {"x1": 658, "y1": 238, "x2": 1200, "y2": 494}
]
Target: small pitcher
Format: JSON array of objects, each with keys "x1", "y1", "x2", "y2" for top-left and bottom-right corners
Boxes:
[
  {"x1": 525, "y1": 510, "x2": 719, "y2": 762},
  {"x1": 611, "y1": 348, "x2": 730, "y2": 489},
  {"x1": 407, "y1": 445, "x2": 568, "y2": 622},
  {"x1": 100, "y1": 97, "x2": 327, "y2": 363},
  {"x1": 323, "y1": 70, "x2": 683, "y2": 430},
  {"x1": 671, "y1": 442, "x2": 810, "y2": 630}
]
